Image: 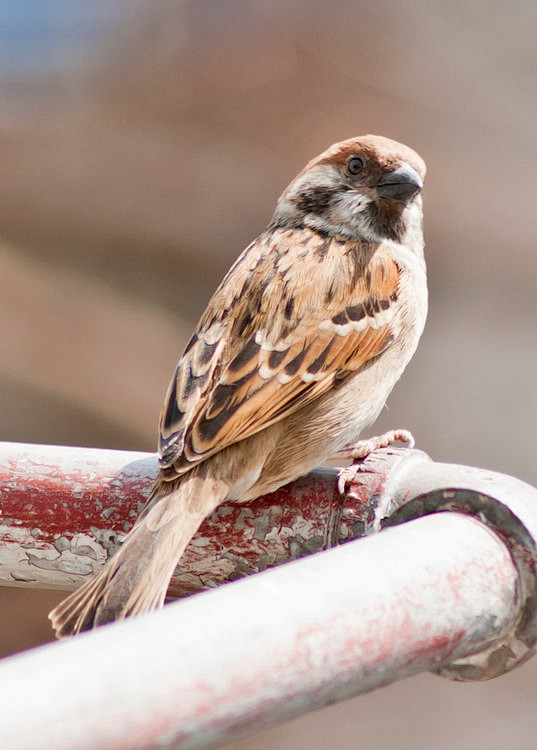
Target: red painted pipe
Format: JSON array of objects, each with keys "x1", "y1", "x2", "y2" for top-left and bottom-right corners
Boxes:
[{"x1": 0, "y1": 442, "x2": 354, "y2": 597}]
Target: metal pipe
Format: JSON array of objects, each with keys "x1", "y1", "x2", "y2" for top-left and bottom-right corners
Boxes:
[
  {"x1": 3, "y1": 440, "x2": 537, "y2": 683},
  {"x1": 344, "y1": 450, "x2": 537, "y2": 681},
  {"x1": 0, "y1": 441, "x2": 342, "y2": 596},
  {"x1": 0, "y1": 511, "x2": 520, "y2": 750}
]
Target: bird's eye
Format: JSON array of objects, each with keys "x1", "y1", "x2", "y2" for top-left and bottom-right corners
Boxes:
[{"x1": 346, "y1": 156, "x2": 364, "y2": 176}]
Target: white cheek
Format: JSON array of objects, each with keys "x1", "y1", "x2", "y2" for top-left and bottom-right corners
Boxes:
[
  {"x1": 341, "y1": 191, "x2": 368, "y2": 214},
  {"x1": 329, "y1": 192, "x2": 383, "y2": 243}
]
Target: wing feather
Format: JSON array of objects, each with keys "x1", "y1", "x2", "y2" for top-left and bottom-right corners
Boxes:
[{"x1": 158, "y1": 227, "x2": 401, "y2": 476}]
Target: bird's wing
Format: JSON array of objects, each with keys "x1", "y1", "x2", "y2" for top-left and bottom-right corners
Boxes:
[{"x1": 158, "y1": 227, "x2": 401, "y2": 477}]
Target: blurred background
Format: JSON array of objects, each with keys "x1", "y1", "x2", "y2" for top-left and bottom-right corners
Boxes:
[{"x1": 0, "y1": 1, "x2": 536, "y2": 747}]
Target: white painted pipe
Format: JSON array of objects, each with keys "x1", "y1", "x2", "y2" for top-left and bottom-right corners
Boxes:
[{"x1": 0, "y1": 512, "x2": 519, "y2": 750}]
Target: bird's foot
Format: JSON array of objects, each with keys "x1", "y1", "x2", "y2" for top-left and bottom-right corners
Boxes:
[{"x1": 335, "y1": 429, "x2": 415, "y2": 494}]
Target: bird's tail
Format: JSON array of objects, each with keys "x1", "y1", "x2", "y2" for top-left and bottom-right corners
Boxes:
[{"x1": 49, "y1": 473, "x2": 228, "y2": 637}]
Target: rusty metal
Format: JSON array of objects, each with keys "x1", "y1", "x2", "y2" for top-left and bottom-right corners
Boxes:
[
  {"x1": 2, "y1": 441, "x2": 537, "y2": 748},
  {"x1": 0, "y1": 441, "x2": 345, "y2": 597}
]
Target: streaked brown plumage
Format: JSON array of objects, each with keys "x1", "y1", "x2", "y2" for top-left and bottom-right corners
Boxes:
[{"x1": 50, "y1": 135, "x2": 427, "y2": 636}]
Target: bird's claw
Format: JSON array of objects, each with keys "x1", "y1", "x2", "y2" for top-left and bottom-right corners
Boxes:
[{"x1": 336, "y1": 429, "x2": 415, "y2": 494}]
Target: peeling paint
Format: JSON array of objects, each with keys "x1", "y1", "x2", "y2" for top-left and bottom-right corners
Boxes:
[
  {"x1": 0, "y1": 443, "x2": 351, "y2": 592},
  {"x1": 26, "y1": 552, "x2": 60, "y2": 571},
  {"x1": 54, "y1": 536, "x2": 71, "y2": 553}
]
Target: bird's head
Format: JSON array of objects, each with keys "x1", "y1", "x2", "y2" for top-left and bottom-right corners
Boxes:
[{"x1": 271, "y1": 134, "x2": 425, "y2": 245}]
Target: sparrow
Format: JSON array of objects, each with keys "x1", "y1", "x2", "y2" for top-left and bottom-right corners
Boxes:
[{"x1": 50, "y1": 134, "x2": 427, "y2": 636}]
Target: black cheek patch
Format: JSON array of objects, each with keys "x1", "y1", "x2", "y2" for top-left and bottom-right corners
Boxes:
[{"x1": 296, "y1": 187, "x2": 334, "y2": 215}]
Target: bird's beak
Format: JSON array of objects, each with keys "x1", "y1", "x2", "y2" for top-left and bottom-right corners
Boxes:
[{"x1": 376, "y1": 164, "x2": 423, "y2": 201}]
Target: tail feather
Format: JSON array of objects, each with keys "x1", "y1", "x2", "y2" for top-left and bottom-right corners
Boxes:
[{"x1": 49, "y1": 475, "x2": 228, "y2": 637}]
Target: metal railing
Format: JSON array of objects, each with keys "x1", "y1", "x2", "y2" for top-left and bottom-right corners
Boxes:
[{"x1": 1, "y1": 441, "x2": 537, "y2": 749}]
